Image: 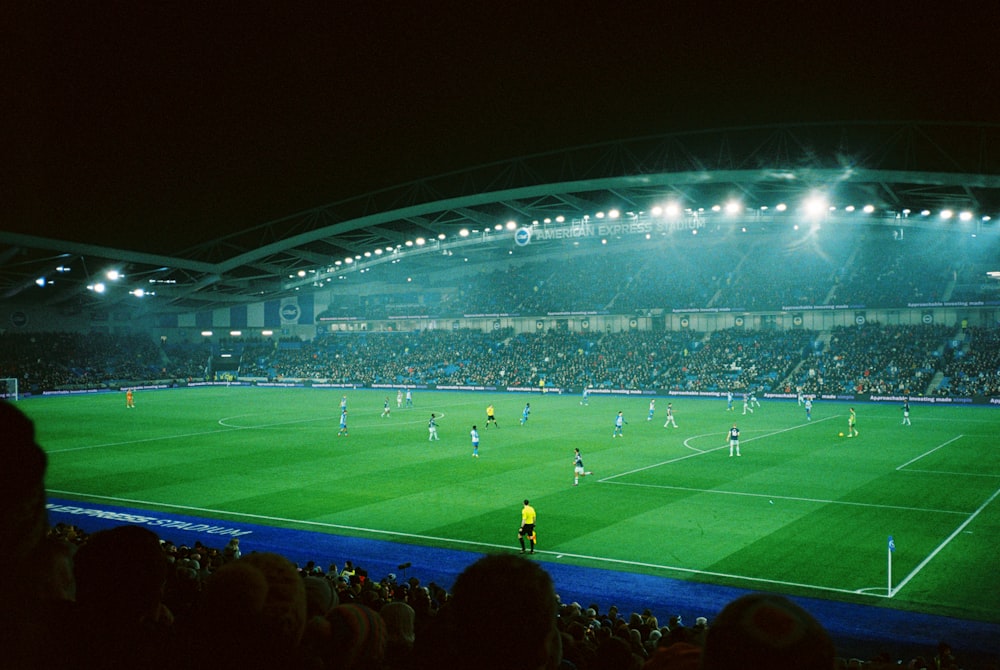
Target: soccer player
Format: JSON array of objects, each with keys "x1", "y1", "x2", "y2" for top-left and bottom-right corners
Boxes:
[
  {"x1": 797, "y1": 386, "x2": 804, "y2": 406},
  {"x1": 580, "y1": 387, "x2": 590, "y2": 406},
  {"x1": 471, "y1": 425, "x2": 480, "y2": 458},
  {"x1": 647, "y1": 399, "x2": 655, "y2": 421},
  {"x1": 486, "y1": 404, "x2": 498, "y2": 429},
  {"x1": 901, "y1": 399, "x2": 911, "y2": 426},
  {"x1": 728, "y1": 423, "x2": 741, "y2": 457},
  {"x1": 804, "y1": 396, "x2": 812, "y2": 421},
  {"x1": 848, "y1": 407, "x2": 859, "y2": 437},
  {"x1": 338, "y1": 410, "x2": 348, "y2": 437},
  {"x1": 520, "y1": 402, "x2": 531, "y2": 426},
  {"x1": 340, "y1": 395, "x2": 348, "y2": 413},
  {"x1": 750, "y1": 389, "x2": 761, "y2": 409},
  {"x1": 428, "y1": 413, "x2": 440, "y2": 441},
  {"x1": 742, "y1": 392, "x2": 754, "y2": 415},
  {"x1": 405, "y1": 389, "x2": 413, "y2": 408},
  {"x1": 573, "y1": 448, "x2": 592, "y2": 486},
  {"x1": 396, "y1": 389, "x2": 403, "y2": 408},
  {"x1": 613, "y1": 410, "x2": 626, "y2": 437},
  {"x1": 381, "y1": 397, "x2": 391, "y2": 418},
  {"x1": 518, "y1": 499, "x2": 536, "y2": 554},
  {"x1": 726, "y1": 390, "x2": 734, "y2": 412},
  {"x1": 125, "y1": 388, "x2": 135, "y2": 409},
  {"x1": 663, "y1": 402, "x2": 678, "y2": 428}
]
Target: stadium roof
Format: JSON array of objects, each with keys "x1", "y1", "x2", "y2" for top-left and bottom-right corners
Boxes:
[
  {"x1": 5, "y1": 6, "x2": 999, "y2": 316},
  {"x1": 4, "y1": 121, "x2": 999, "y2": 314}
]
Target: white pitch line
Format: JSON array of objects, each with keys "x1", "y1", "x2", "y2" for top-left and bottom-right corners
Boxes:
[
  {"x1": 896, "y1": 435, "x2": 964, "y2": 470},
  {"x1": 604, "y1": 415, "x2": 837, "y2": 481},
  {"x1": 599, "y1": 480, "x2": 969, "y2": 515},
  {"x1": 48, "y1": 410, "x2": 448, "y2": 453},
  {"x1": 889, "y1": 484, "x2": 1000, "y2": 597},
  {"x1": 901, "y1": 468, "x2": 1000, "y2": 478},
  {"x1": 45, "y1": 488, "x2": 883, "y2": 599}
]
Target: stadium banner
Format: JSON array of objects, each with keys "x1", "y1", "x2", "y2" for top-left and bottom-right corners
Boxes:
[
  {"x1": 855, "y1": 311, "x2": 867, "y2": 325},
  {"x1": 280, "y1": 297, "x2": 301, "y2": 324},
  {"x1": 921, "y1": 310, "x2": 934, "y2": 324},
  {"x1": 792, "y1": 313, "x2": 804, "y2": 328},
  {"x1": 230, "y1": 304, "x2": 248, "y2": 329}
]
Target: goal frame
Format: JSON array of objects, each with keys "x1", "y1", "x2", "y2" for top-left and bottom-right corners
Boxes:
[{"x1": 0, "y1": 377, "x2": 18, "y2": 402}]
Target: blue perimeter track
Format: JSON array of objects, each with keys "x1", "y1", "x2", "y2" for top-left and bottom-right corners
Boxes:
[{"x1": 48, "y1": 498, "x2": 999, "y2": 667}]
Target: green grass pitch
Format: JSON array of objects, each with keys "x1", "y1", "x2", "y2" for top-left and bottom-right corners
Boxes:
[{"x1": 22, "y1": 387, "x2": 1000, "y2": 623}]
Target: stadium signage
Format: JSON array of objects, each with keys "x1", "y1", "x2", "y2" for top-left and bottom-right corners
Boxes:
[
  {"x1": 47, "y1": 503, "x2": 253, "y2": 537},
  {"x1": 533, "y1": 219, "x2": 703, "y2": 242}
]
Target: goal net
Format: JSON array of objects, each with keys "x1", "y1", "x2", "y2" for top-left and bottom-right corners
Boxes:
[{"x1": 0, "y1": 377, "x2": 18, "y2": 402}]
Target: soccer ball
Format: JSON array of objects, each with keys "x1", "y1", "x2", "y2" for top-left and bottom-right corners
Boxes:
[{"x1": 838, "y1": 432, "x2": 844, "y2": 437}]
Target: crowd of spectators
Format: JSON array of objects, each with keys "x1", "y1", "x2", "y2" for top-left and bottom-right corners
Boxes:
[
  {"x1": 5, "y1": 320, "x2": 1000, "y2": 398},
  {"x1": 793, "y1": 324, "x2": 952, "y2": 396},
  {"x1": 322, "y1": 227, "x2": 994, "y2": 318}
]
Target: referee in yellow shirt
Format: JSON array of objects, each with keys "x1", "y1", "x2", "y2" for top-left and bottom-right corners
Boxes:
[{"x1": 519, "y1": 499, "x2": 536, "y2": 554}]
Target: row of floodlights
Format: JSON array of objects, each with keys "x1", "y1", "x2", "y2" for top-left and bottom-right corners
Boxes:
[
  {"x1": 199, "y1": 330, "x2": 275, "y2": 337},
  {"x1": 33, "y1": 267, "x2": 166, "y2": 298},
  {"x1": 293, "y1": 200, "x2": 993, "y2": 279}
]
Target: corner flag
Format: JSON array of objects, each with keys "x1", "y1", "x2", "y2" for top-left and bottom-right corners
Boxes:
[{"x1": 888, "y1": 536, "x2": 895, "y2": 552}]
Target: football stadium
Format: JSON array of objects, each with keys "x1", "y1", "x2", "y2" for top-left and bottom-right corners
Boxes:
[{"x1": 4, "y1": 8, "x2": 1000, "y2": 670}]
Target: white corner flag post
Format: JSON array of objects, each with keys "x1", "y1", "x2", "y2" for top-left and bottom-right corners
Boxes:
[{"x1": 887, "y1": 535, "x2": 895, "y2": 597}]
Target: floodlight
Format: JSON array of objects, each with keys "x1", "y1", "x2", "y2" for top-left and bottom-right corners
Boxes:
[
  {"x1": 506, "y1": 220, "x2": 517, "y2": 229},
  {"x1": 608, "y1": 209, "x2": 620, "y2": 219},
  {"x1": 543, "y1": 218, "x2": 551, "y2": 224},
  {"x1": 804, "y1": 196, "x2": 827, "y2": 217},
  {"x1": 845, "y1": 205, "x2": 856, "y2": 212},
  {"x1": 405, "y1": 240, "x2": 414, "y2": 247},
  {"x1": 959, "y1": 211, "x2": 973, "y2": 221},
  {"x1": 374, "y1": 249, "x2": 383, "y2": 255},
  {"x1": 863, "y1": 205, "x2": 875, "y2": 213},
  {"x1": 93, "y1": 282, "x2": 106, "y2": 293},
  {"x1": 940, "y1": 209, "x2": 954, "y2": 220},
  {"x1": 35, "y1": 277, "x2": 46, "y2": 287},
  {"x1": 724, "y1": 201, "x2": 741, "y2": 215},
  {"x1": 983, "y1": 216, "x2": 992, "y2": 222},
  {"x1": 651, "y1": 206, "x2": 663, "y2": 216},
  {"x1": 665, "y1": 203, "x2": 681, "y2": 217},
  {"x1": 130, "y1": 288, "x2": 145, "y2": 297},
  {"x1": 364, "y1": 251, "x2": 371, "y2": 257},
  {"x1": 555, "y1": 215, "x2": 565, "y2": 223},
  {"x1": 230, "y1": 330, "x2": 241, "y2": 336},
  {"x1": 201, "y1": 331, "x2": 213, "y2": 337},
  {"x1": 438, "y1": 233, "x2": 446, "y2": 239},
  {"x1": 297, "y1": 270, "x2": 306, "y2": 277},
  {"x1": 776, "y1": 203, "x2": 787, "y2": 212},
  {"x1": 921, "y1": 210, "x2": 931, "y2": 216},
  {"x1": 106, "y1": 270, "x2": 121, "y2": 280},
  {"x1": 711, "y1": 205, "x2": 722, "y2": 212},
  {"x1": 595, "y1": 212, "x2": 605, "y2": 219},
  {"x1": 344, "y1": 257, "x2": 354, "y2": 264},
  {"x1": 415, "y1": 238, "x2": 425, "y2": 246},
  {"x1": 262, "y1": 330, "x2": 273, "y2": 336},
  {"x1": 56, "y1": 265, "x2": 70, "y2": 272}
]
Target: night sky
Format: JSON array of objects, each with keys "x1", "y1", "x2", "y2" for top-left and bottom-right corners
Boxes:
[{"x1": 5, "y1": 3, "x2": 997, "y2": 255}]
